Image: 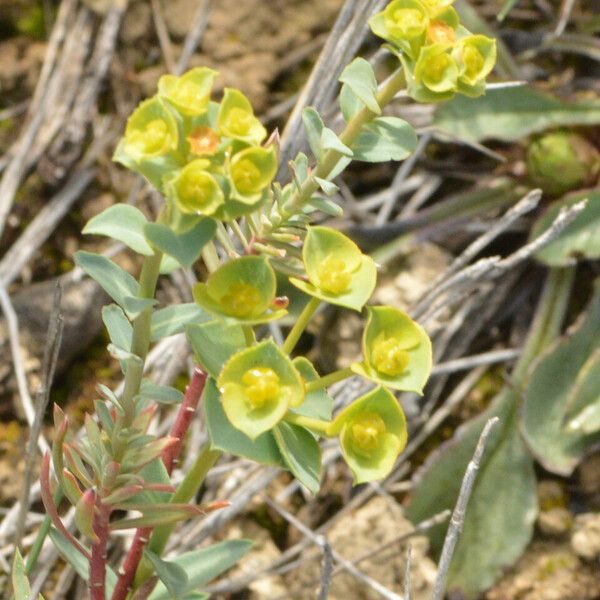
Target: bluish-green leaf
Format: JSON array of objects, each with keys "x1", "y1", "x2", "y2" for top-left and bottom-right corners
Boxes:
[
  {"x1": 151, "y1": 303, "x2": 211, "y2": 341},
  {"x1": 126, "y1": 458, "x2": 172, "y2": 505},
  {"x1": 305, "y1": 195, "x2": 343, "y2": 217},
  {"x1": 148, "y1": 539, "x2": 253, "y2": 600},
  {"x1": 204, "y1": 378, "x2": 284, "y2": 467},
  {"x1": 352, "y1": 117, "x2": 417, "y2": 162},
  {"x1": 102, "y1": 304, "x2": 132, "y2": 350},
  {"x1": 12, "y1": 550, "x2": 34, "y2": 600},
  {"x1": 274, "y1": 422, "x2": 321, "y2": 494},
  {"x1": 145, "y1": 550, "x2": 189, "y2": 599},
  {"x1": 83, "y1": 204, "x2": 154, "y2": 255},
  {"x1": 302, "y1": 107, "x2": 324, "y2": 160},
  {"x1": 140, "y1": 379, "x2": 184, "y2": 405},
  {"x1": 321, "y1": 128, "x2": 353, "y2": 157},
  {"x1": 314, "y1": 177, "x2": 339, "y2": 196},
  {"x1": 186, "y1": 321, "x2": 245, "y2": 380},
  {"x1": 144, "y1": 218, "x2": 216, "y2": 268},
  {"x1": 292, "y1": 357, "x2": 333, "y2": 421},
  {"x1": 339, "y1": 57, "x2": 380, "y2": 115},
  {"x1": 340, "y1": 82, "x2": 364, "y2": 122}
]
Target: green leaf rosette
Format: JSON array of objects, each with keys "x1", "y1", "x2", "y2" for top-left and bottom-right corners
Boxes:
[
  {"x1": 113, "y1": 97, "x2": 180, "y2": 189},
  {"x1": 327, "y1": 386, "x2": 407, "y2": 484},
  {"x1": 192, "y1": 256, "x2": 286, "y2": 324},
  {"x1": 227, "y1": 145, "x2": 277, "y2": 204},
  {"x1": 217, "y1": 88, "x2": 267, "y2": 145},
  {"x1": 158, "y1": 67, "x2": 218, "y2": 116},
  {"x1": 351, "y1": 306, "x2": 432, "y2": 394},
  {"x1": 453, "y1": 35, "x2": 497, "y2": 98},
  {"x1": 167, "y1": 158, "x2": 225, "y2": 216},
  {"x1": 289, "y1": 227, "x2": 377, "y2": 311},
  {"x1": 368, "y1": 0, "x2": 430, "y2": 59},
  {"x1": 217, "y1": 340, "x2": 305, "y2": 439}
]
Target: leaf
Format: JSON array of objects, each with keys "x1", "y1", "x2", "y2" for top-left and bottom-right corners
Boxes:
[
  {"x1": 339, "y1": 57, "x2": 381, "y2": 115},
  {"x1": 140, "y1": 379, "x2": 184, "y2": 405},
  {"x1": 148, "y1": 539, "x2": 253, "y2": 600},
  {"x1": 204, "y1": 378, "x2": 285, "y2": 467},
  {"x1": 305, "y1": 195, "x2": 343, "y2": 217},
  {"x1": 126, "y1": 458, "x2": 172, "y2": 505},
  {"x1": 314, "y1": 177, "x2": 339, "y2": 196},
  {"x1": 83, "y1": 204, "x2": 154, "y2": 255},
  {"x1": 406, "y1": 391, "x2": 537, "y2": 599},
  {"x1": 352, "y1": 117, "x2": 417, "y2": 163},
  {"x1": 302, "y1": 107, "x2": 324, "y2": 160},
  {"x1": 144, "y1": 550, "x2": 189, "y2": 599},
  {"x1": 340, "y1": 82, "x2": 364, "y2": 122},
  {"x1": 12, "y1": 550, "x2": 33, "y2": 600},
  {"x1": 531, "y1": 190, "x2": 600, "y2": 266},
  {"x1": 144, "y1": 218, "x2": 216, "y2": 268},
  {"x1": 102, "y1": 304, "x2": 132, "y2": 351},
  {"x1": 521, "y1": 283, "x2": 600, "y2": 475},
  {"x1": 274, "y1": 422, "x2": 321, "y2": 494},
  {"x1": 564, "y1": 349, "x2": 600, "y2": 434},
  {"x1": 150, "y1": 303, "x2": 211, "y2": 341},
  {"x1": 186, "y1": 321, "x2": 245, "y2": 380},
  {"x1": 292, "y1": 357, "x2": 333, "y2": 421},
  {"x1": 434, "y1": 86, "x2": 600, "y2": 143},
  {"x1": 320, "y1": 128, "x2": 353, "y2": 157}
]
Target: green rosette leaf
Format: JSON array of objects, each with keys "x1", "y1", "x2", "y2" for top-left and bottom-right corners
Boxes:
[
  {"x1": 351, "y1": 306, "x2": 432, "y2": 394},
  {"x1": 192, "y1": 255, "x2": 286, "y2": 324},
  {"x1": 228, "y1": 145, "x2": 277, "y2": 204},
  {"x1": 217, "y1": 340, "x2": 305, "y2": 439},
  {"x1": 289, "y1": 226, "x2": 376, "y2": 311},
  {"x1": 167, "y1": 158, "x2": 225, "y2": 216},
  {"x1": 369, "y1": 0, "x2": 429, "y2": 58},
  {"x1": 328, "y1": 386, "x2": 407, "y2": 484},
  {"x1": 217, "y1": 88, "x2": 266, "y2": 145},
  {"x1": 453, "y1": 34, "x2": 497, "y2": 98},
  {"x1": 158, "y1": 67, "x2": 218, "y2": 116},
  {"x1": 113, "y1": 97, "x2": 180, "y2": 189}
]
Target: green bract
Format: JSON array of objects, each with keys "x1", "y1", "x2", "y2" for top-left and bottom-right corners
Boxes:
[
  {"x1": 192, "y1": 255, "x2": 286, "y2": 324},
  {"x1": 454, "y1": 35, "x2": 497, "y2": 97},
  {"x1": 289, "y1": 227, "x2": 377, "y2": 311},
  {"x1": 369, "y1": 0, "x2": 429, "y2": 58},
  {"x1": 158, "y1": 67, "x2": 217, "y2": 116},
  {"x1": 351, "y1": 306, "x2": 432, "y2": 394},
  {"x1": 217, "y1": 88, "x2": 267, "y2": 145},
  {"x1": 412, "y1": 43, "x2": 458, "y2": 101},
  {"x1": 168, "y1": 158, "x2": 225, "y2": 216},
  {"x1": 228, "y1": 145, "x2": 277, "y2": 203},
  {"x1": 327, "y1": 386, "x2": 407, "y2": 484},
  {"x1": 217, "y1": 340, "x2": 305, "y2": 439}
]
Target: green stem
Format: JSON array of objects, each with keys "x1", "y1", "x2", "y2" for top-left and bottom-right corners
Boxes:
[
  {"x1": 282, "y1": 297, "x2": 321, "y2": 354},
  {"x1": 305, "y1": 366, "x2": 354, "y2": 393},
  {"x1": 133, "y1": 444, "x2": 222, "y2": 588},
  {"x1": 243, "y1": 326, "x2": 255, "y2": 347},
  {"x1": 201, "y1": 241, "x2": 221, "y2": 273},
  {"x1": 25, "y1": 488, "x2": 62, "y2": 574},
  {"x1": 284, "y1": 412, "x2": 332, "y2": 436}
]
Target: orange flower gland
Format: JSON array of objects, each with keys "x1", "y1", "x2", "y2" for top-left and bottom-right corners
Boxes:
[
  {"x1": 219, "y1": 282, "x2": 262, "y2": 318},
  {"x1": 232, "y1": 159, "x2": 262, "y2": 194},
  {"x1": 427, "y1": 20, "x2": 456, "y2": 44},
  {"x1": 127, "y1": 119, "x2": 171, "y2": 154},
  {"x1": 226, "y1": 107, "x2": 254, "y2": 137},
  {"x1": 242, "y1": 367, "x2": 281, "y2": 409},
  {"x1": 350, "y1": 412, "x2": 386, "y2": 456},
  {"x1": 188, "y1": 126, "x2": 219, "y2": 156},
  {"x1": 316, "y1": 255, "x2": 352, "y2": 295},
  {"x1": 372, "y1": 337, "x2": 410, "y2": 376}
]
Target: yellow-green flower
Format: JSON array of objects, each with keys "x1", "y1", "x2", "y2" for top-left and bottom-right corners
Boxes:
[
  {"x1": 414, "y1": 43, "x2": 458, "y2": 96},
  {"x1": 290, "y1": 227, "x2": 377, "y2": 311},
  {"x1": 217, "y1": 340, "x2": 305, "y2": 439},
  {"x1": 193, "y1": 256, "x2": 286, "y2": 324},
  {"x1": 421, "y1": 0, "x2": 455, "y2": 15},
  {"x1": 217, "y1": 88, "x2": 267, "y2": 145},
  {"x1": 351, "y1": 306, "x2": 432, "y2": 393},
  {"x1": 454, "y1": 35, "x2": 497, "y2": 97},
  {"x1": 158, "y1": 67, "x2": 218, "y2": 116},
  {"x1": 327, "y1": 386, "x2": 407, "y2": 484},
  {"x1": 369, "y1": 0, "x2": 429, "y2": 58},
  {"x1": 169, "y1": 158, "x2": 224, "y2": 216},
  {"x1": 228, "y1": 145, "x2": 277, "y2": 203}
]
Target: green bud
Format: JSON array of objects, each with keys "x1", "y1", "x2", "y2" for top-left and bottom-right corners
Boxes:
[
  {"x1": 289, "y1": 226, "x2": 377, "y2": 311},
  {"x1": 453, "y1": 34, "x2": 497, "y2": 97},
  {"x1": 168, "y1": 158, "x2": 225, "y2": 216},
  {"x1": 527, "y1": 132, "x2": 600, "y2": 196},
  {"x1": 228, "y1": 145, "x2": 277, "y2": 203},
  {"x1": 328, "y1": 386, "x2": 407, "y2": 484},
  {"x1": 158, "y1": 67, "x2": 218, "y2": 116},
  {"x1": 351, "y1": 306, "x2": 432, "y2": 394},
  {"x1": 217, "y1": 88, "x2": 267, "y2": 145},
  {"x1": 217, "y1": 340, "x2": 305, "y2": 439},
  {"x1": 192, "y1": 255, "x2": 287, "y2": 324}
]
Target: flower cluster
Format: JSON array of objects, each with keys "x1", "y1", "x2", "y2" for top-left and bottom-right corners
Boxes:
[
  {"x1": 369, "y1": 0, "x2": 496, "y2": 101},
  {"x1": 114, "y1": 67, "x2": 277, "y2": 222}
]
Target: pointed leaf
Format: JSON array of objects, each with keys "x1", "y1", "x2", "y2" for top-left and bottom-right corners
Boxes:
[
  {"x1": 339, "y1": 57, "x2": 381, "y2": 115},
  {"x1": 139, "y1": 379, "x2": 184, "y2": 405},
  {"x1": 102, "y1": 304, "x2": 132, "y2": 351},
  {"x1": 145, "y1": 551, "x2": 189, "y2": 599},
  {"x1": 320, "y1": 128, "x2": 353, "y2": 157},
  {"x1": 302, "y1": 107, "x2": 325, "y2": 160},
  {"x1": 12, "y1": 550, "x2": 32, "y2": 600},
  {"x1": 150, "y1": 303, "x2": 211, "y2": 341}
]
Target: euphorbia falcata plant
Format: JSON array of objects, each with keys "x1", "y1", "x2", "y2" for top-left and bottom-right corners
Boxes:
[{"x1": 14, "y1": 2, "x2": 496, "y2": 597}]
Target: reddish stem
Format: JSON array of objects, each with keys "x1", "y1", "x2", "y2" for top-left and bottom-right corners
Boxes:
[
  {"x1": 90, "y1": 496, "x2": 111, "y2": 600},
  {"x1": 110, "y1": 366, "x2": 207, "y2": 600}
]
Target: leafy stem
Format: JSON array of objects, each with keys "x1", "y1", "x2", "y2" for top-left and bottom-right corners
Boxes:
[
  {"x1": 305, "y1": 366, "x2": 354, "y2": 393},
  {"x1": 282, "y1": 296, "x2": 321, "y2": 354}
]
